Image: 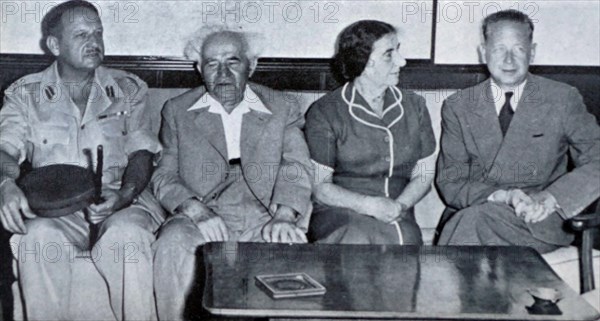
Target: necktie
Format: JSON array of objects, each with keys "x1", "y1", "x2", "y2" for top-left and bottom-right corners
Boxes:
[{"x1": 498, "y1": 92, "x2": 514, "y2": 136}]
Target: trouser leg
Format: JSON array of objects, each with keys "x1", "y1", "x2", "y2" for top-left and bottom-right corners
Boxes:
[
  {"x1": 11, "y1": 213, "x2": 89, "y2": 320},
  {"x1": 438, "y1": 202, "x2": 560, "y2": 253},
  {"x1": 153, "y1": 198, "x2": 267, "y2": 321},
  {"x1": 94, "y1": 207, "x2": 159, "y2": 321},
  {"x1": 153, "y1": 217, "x2": 206, "y2": 321}
]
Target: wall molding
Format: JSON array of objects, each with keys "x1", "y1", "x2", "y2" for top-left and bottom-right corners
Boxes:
[
  {"x1": 1, "y1": 54, "x2": 599, "y2": 118},
  {"x1": 1, "y1": 54, "x2": 598, "y2": 89}
]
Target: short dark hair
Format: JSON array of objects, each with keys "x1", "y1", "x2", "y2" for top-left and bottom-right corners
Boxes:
[
  {"x1": 482, "y1": 9, "x2": 534, "y2": 41},
  {"x1": 40, "y1": 0, "x2": 99, "y2": 53},
  {"x1": 333, "y1": 20, "x2": 396, "y2": 81}
]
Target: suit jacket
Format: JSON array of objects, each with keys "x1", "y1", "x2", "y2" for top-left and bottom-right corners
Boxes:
[
  {"x1": 151, "y1": 83, "x2": 313, "y2": 229},
  {"x1": 436, "y1": 74, "x2": 600, "y2": 245}
]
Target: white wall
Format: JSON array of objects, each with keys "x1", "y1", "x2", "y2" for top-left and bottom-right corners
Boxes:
[
  {"x1": 0, "y1": 0, "x2": 433, "y2": 58},
  {"x1": 2, "y1": 1, "x2": 598, "y2": 66},
  {"x1": 435, "y1": 0, "x2": 600, "y2": 66}
]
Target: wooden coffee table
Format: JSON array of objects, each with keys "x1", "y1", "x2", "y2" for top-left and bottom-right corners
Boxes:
[{"x1": 201, "y1": 242, "x2": 600, "y2": 320}]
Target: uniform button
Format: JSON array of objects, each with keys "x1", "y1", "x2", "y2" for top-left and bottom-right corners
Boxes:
[
  {"x1": 211, "y1": 193, "x2": 217, "y2": 199},
  {"x1": 42, "y1": 139, "x2": 47, "y2": 144},
  {"x1": 384, "y1": 156, "x2": 391, "y2": 162},
  {"x1": 384, "y1": 136, "x2": 390, "y2": 142},
  {"x1": 80, "y1": 124, "x2": 85, "y2": 130}
]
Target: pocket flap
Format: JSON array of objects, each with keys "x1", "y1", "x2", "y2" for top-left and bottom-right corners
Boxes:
[{"x1": 35, "y1": 125, "x2": 71, "y2": 145}]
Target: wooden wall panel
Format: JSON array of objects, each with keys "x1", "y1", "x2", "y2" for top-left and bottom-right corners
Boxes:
[{"x1": 1, "y1": 54, "x2": 599, "y2": 120}]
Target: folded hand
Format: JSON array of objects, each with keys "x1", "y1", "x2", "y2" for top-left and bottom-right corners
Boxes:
[
  {"x1": 361, "y1": 197, "x2": 404, "y2": 223},
  {"x1": 262, "y1": 206, "x2": 306, "y2": 243},
  {"x1": 87, "y1": 188, "x2": 132, "y2": 224}
]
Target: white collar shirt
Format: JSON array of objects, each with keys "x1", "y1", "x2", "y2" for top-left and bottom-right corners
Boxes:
[
  {"x1": 490, "y1": 79, "x2": 528, "y2": 115},
  {"x1": 188, "y1": 86, "x2": 271, "y2": 160}
]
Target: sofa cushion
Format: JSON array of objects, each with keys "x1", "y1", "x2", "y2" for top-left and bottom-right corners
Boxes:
[{"x1": 581, "y1": 289, "x2": 600, "y2": 311}]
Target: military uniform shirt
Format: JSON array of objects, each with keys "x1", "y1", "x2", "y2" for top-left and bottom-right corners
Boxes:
[{"x1": 0, "y1": 62, "x2": 161, "y2": 188}]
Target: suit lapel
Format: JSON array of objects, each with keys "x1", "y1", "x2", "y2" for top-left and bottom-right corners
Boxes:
[
  {"x1": 466, "y1": 80, "x2": 504, "y2": 167},
  {"x1": 494, "y1": 75, "x2": 544, "y2": 163},
  {"x1": 192, "y1": 108, "x2": 228, "y2": 161},
  {"x1": 240, "y1": 109, "x2": 271, "y2": 163},
  {"x1": 507, "y1": 75, "x2": 543, "y2": 135}
]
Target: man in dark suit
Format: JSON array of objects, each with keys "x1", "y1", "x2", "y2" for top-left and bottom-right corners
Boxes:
[
  {"x1": 151, "y1": 26, "x2": 313, "y2": 320},
  {"x1": 436, "y1": 10, "x2": 600, "y2": 253}
]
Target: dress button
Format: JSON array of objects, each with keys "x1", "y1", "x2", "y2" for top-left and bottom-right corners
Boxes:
[
  {"x1": 384, "y1": 136, "x2": 390, "y2": 142},
  {"x1": 42, "y1": 139, "x2": 47, "y2": 144},
  {"x1": 384, "y1": 156, "x2": 390, "y2": 162},
  {"x1": 80, "y1": 124, "x2": 85, "y2": 130}
]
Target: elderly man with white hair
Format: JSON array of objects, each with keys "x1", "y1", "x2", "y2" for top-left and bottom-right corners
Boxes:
[{"x1": 151, "y1": 25, "x2": 313, "y2": 320}]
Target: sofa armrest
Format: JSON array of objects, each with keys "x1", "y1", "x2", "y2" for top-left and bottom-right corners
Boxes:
[
  {"x1": 570, "y1": 213, "x2": 600, "y2": 232},
  {"x1": 567, "y1": 199, "x2": 600, "y2": 293}
]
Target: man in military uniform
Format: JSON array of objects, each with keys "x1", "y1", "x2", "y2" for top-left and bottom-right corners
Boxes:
[{"x1": 0, "y1": 1, "x2": 163, "y2": 319}]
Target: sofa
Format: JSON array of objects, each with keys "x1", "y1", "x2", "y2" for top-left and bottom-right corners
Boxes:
[
  {"x1": 8, "y1": 86, "x2": 599, "y2": 320},
  {"x1": 149, "y1": 87, "x2": 600, "y2": 297},
  {"x1": 145, "y1": 87, "x2": 600, "y2": 297}
]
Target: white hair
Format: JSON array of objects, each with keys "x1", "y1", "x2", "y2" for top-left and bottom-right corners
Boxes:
[{"x1": 184, "y1": 24, "x2": 264, "y2": 66}]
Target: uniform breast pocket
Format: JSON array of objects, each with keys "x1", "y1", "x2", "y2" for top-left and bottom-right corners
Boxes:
[
  {"x1": 98, "y1": 117, "x2": 128, "y2": 165},
  {"x1": 32, "y1": 124, "x2": 72, "y2": 164},
  {"x1": 35, "y1": 125, "x2": 71, "y2": 147},
  {"x1": 99, "y1": 117, "x2": 127, "y2": 138}
]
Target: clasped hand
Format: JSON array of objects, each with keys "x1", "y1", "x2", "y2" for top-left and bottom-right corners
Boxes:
[
  {"x1": 87, "y1": 188, "x2": 134, "y2": 224},
  {"x1": 504, "y1": 189, "x2": 557, "y2": 223},
  {"x1": 361, "y1": 197, "x2": 406, "y2": 223}
]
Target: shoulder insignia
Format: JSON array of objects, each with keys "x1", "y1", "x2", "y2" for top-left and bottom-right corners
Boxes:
[
  {"x1": 43, "y1": 84, "x2": 57, "y2": 100},
  {"x1": 105, "y1": 85, "x2": 116, "y2": 98},
  {"x1": 103, "y1": 67, "x2": 147, "y2": 102}
]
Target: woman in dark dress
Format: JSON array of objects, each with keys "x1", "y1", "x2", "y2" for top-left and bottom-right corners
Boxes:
[{"x1": 305, "y1": 20, "x2": 437, "y2": 244}]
